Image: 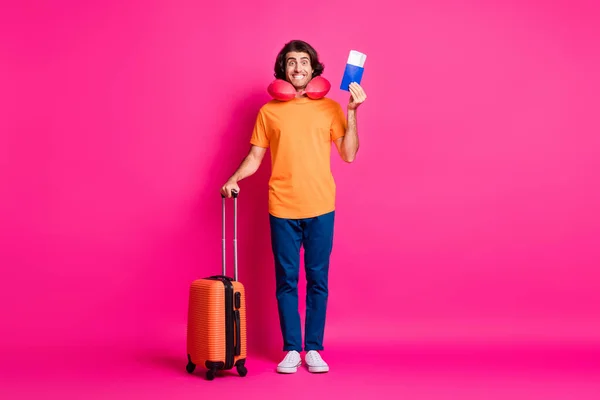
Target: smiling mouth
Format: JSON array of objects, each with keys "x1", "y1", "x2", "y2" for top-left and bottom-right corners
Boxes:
[{"x1": 292, "y1": 75, "x2": 305, "y2": 80}]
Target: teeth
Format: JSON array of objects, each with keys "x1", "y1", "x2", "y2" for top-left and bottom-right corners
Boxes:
[{"x1": 293, "y1": 75, "x2": 304, "y2": 79}]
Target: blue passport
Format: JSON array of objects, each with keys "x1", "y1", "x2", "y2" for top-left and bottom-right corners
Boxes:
[{"x1": 340, "y1": 50, "x2": 367, "y2": 91}]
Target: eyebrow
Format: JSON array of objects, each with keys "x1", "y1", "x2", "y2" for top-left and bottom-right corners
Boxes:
[{"x1": 287, "y1": 57, "x2": 310, "y2": 62}]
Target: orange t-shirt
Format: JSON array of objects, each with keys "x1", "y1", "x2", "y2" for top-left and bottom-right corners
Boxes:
[{"x1": 250, "y1": 96, "x2": 347, "y2": 219}]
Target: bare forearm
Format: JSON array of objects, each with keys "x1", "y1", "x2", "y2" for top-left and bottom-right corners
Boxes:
[
  {"x1": 230, "y1": 153, "x2": 261, "y2": 182},
  {"x1": 342, "y1": 109, "x2": 359, "y2": 162}
]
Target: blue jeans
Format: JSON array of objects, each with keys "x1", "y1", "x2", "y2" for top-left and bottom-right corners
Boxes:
[{"x1": 269, "y1": 211, "x2": 335, "y2": 352}]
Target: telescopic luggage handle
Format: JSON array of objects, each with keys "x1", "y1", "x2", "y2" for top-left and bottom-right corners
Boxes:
[{"x1": 221, "y1": 189, "x2": 238, "y2": 281}]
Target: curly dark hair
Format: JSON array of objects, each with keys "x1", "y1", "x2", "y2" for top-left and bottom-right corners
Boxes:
[{"x1": 274, "y1": 40, "x2": 325, "y2": 80}]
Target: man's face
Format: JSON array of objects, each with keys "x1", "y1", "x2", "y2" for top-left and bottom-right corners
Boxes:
[{"x1": 285, "y1": 51, "x2": 313, "y2": 90}]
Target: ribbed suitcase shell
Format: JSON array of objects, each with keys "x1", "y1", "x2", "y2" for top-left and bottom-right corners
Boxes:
[{"x1": 186, "y1": 277, "x2": 247, "y2": 369}]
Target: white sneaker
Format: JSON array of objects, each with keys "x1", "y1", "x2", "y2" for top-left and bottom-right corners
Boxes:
[
  {"x1": 276, "y1": 350, "x2": 301, "y2": 373},
  {"x1": 305, "y1": 350, "x2": 329, "y2": 373}
]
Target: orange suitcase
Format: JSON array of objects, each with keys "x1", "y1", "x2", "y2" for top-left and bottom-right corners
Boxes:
[{"x1": 186, "y1": 190, "x2": 247, "y2": 380}]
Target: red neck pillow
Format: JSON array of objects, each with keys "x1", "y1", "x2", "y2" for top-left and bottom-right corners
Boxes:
[{"x1": 267, "y1": 76, "x2": 331, "y2": 101}]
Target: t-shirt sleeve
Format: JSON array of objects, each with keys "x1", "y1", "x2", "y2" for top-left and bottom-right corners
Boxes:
[
  {"x1": 250, "y1": 108, "x2": 270, "y2": 148},
  {"x1": 330, "y1": 102, "x2": 347, "y2": 141}
]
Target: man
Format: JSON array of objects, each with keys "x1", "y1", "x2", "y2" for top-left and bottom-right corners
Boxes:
[{"x1": 220, "y1": 39, "x2": 367, "y2": 373}]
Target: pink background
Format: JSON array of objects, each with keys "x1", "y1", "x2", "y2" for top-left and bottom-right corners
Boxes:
[{"x1": 1, "y1": 0, "x2": 599, "y2": 398}]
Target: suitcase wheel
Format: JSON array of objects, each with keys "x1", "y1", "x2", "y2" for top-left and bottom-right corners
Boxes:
[
  {"x1": 186, "y1": 360, "x2": 195, "y2": 374},
  {"x1": 235, "y1": 359, "x2": 248, "y2": 377},
  {"x1": 206, "y1": 368, "x2": 217, "y2": 381},
  {"x1": 236, "y1": 364, "x2": 248, "y2": 377}
]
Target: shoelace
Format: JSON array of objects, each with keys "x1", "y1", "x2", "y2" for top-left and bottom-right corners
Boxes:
[
  {"x1": 307, "y1": 352, "x2": 324, "y2": 364},
  {"x1": 284, "y1": 351, "x2": 299, "y2": 363}
]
